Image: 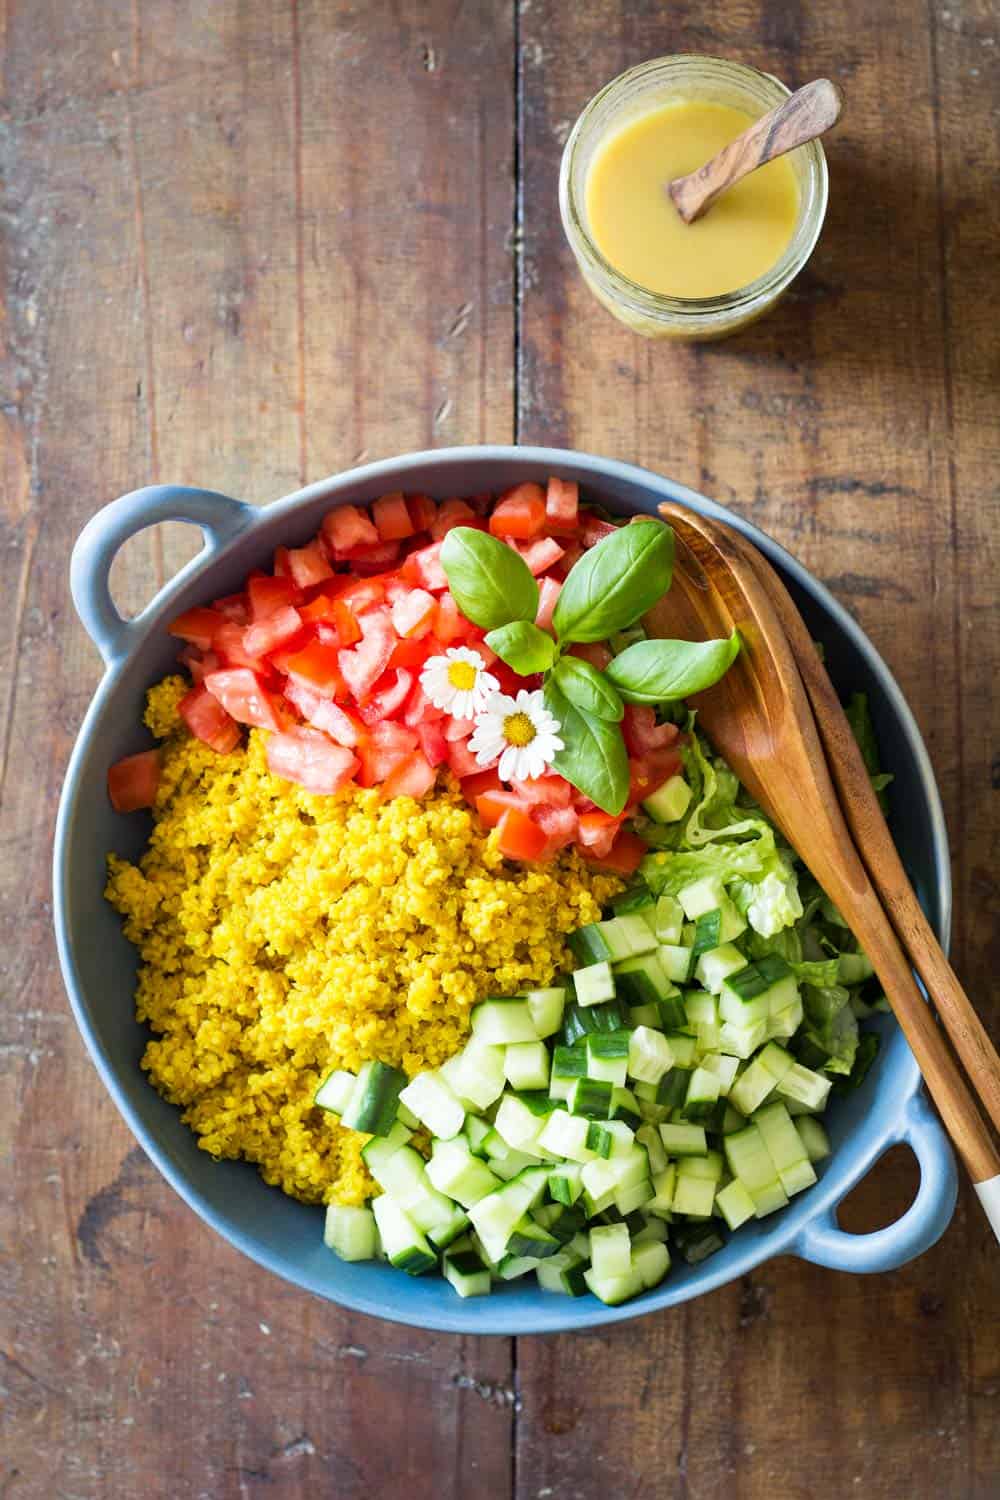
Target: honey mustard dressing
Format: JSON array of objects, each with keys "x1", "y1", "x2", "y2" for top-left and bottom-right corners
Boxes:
[{"x1": 585, "y1": 100, "x2": 800, "y2": 299}]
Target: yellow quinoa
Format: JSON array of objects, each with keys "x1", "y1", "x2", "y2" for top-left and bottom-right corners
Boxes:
[{"x1": 106, "y1": 676, "x2": 622, "y2": 1206}]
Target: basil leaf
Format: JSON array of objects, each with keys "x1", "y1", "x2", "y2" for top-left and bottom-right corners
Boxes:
[
  {"x1": 543, "y1": 680, "x2": 629, "y2": 816},
  {"x1": 552, "y1": 656, "x2": 624, "y2": 722},
  {"x1": 440, "y1": 527, "x2": 539, "y2": 630},
  {"x1": 551, "y1": 521, "x2": 674, "y2": 644},
  {"x1": 485, "y1": 620, "x2": 556, "y2": 675},
  {"x1": 606, "y1": 631, "x2": 740, "y2": 704}
]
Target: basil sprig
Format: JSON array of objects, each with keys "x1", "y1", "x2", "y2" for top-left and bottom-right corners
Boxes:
[
  {"x1": 439, "y1": 528, "x2": 538, "y2": 630},
  {"x1": 606, "y1": 632, "x2": 741, "y2": 704},
  {"x1": 438, "y1": 509, "x2": 739, "y2": 813}
]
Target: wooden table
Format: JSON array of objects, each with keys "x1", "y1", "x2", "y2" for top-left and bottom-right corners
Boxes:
[{"x1": 2, "y1": 2, "x2": 997, "y2": 1495}]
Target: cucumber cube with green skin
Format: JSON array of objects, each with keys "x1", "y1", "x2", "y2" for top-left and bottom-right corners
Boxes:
[
  {"x1": 613, "y1": 951, "x2": 674, "y2": 1009},
  {"x1": 659, "y1": 944, "x2": 695, "y2": 983},
  {"x1": 724, "y1": 1123, "x2": 781, "y2": 1194},
  {"x1": 671, "y1": 1172, "x2": 716, "y2": 1218},
  {"x1": 615, "y1": 1177, "x2": 655, "y2": 1215},
  {"x1": 698, "y1": 1051, "x2": 740, "y2": 1095},
  {"x1": 464, "y1": 1116, "x2": 491, "y2": 1157},
  {"x1": 494, "y1": 1093, "x2": 551, "y2": 1152},
  {"x1": 684, "y1": 990, "x2": 718, "y2": 1029},
  {"x1": 695, "y1": 943, "x2": 749, "y2": 996},
  {"x1": 398, "y1": 1070, "x2": 465, "y2": 1139},
  {"x1": 504, "y1": 1040, "x2": 551, "y2": 1092},
  {"x1": 653, "y1": 895, "x2": 685, "y2": 944},
  {"x1": 728, "y1": 1057, "x2": 779, "y2": 1118},
  {"x1": 663, "y1": 1033, "x2": 698, "y2": 1068},
  {"x1": 794, "y1": 1115, "x2": 831, "y2": 1163},
  {"x1": 425, "y1": 1204, "x2": 471, "y2": 1250},
  {"x1": 360, "y1": 1120, "x2": 413, "y2": 1170},
  {"x1": 636, "y1": 1124, "x2": 668, "y2": 1175},
  {"x1": 447, "y1": 1039, "x2": 507, "y2": 1111},
  {"x1": 366, "y1": 1144, "x2": 430, "y2": 1206},
  {"x1": 567, "y1": 923, "x2": 613, "y2": 966},
  {"x1": 314, "y1": 1068, "x2": 357, "y2": 1115},
  {"x1": 524, "y1": 987, "x2": 566, "y2": 1038},
  {"x1": 341, "y1": 1060, "x2": 409, "y2": 1136},
  {"x1": 677, "y1": 1149, "x2": 724, "y2": 1182},
  {"x1": 643, "y1": 774, "x2": 692, "y2": 824},
  {"x1": 548, "y1": 1161, "x2": 585, "y2": 1205},
  {"x1": 683, "y1": 1066, "x2": 721, "y2": 1121},
  {"x1": 323, "y1": 1204, "x2": 378, "y2": 1262},
  {"x1": 536, "y1": 1249, "x2": 587, "y2": 1295},
  {"x1": 749, "y1": 1179, "x2": 790, "y2": 1218},
  {"x1": 627, "y1": 1002, "x2": 662, "y2": 1029},
  {"x1": 610, "y1": 1085, "x2": 643, "y2": 1127},
  {"x1": 506, "y1": 1217, "x2": 561, "y2": 1260},
  {"x1": 627, "y1": 1026, "x2": 675, "y2": 1084},
  {"x1": 586, "y1": 1122, "x2": 612, "y2": 1158},
  {"x1": 568, "y1": 1077, "x2": 614, "y2": 1119},
  {"x1": 426, "y1": 1139, "x2": 501, "y2": 1207},
  {"x1": 471, "y1": 997, "x2": 540, "y2": 1045},
  {"x1": 590, "y1": 1222, "x2": 631, "y2": 1279},
  {"x1": 549, "y1": 1043, "x2": 588, "y2": 1103},
  {"x1": 606, "y1": 914, "x2": 660, "y2": 958},
  {"x1": 536, "y1": 1109, "x2": 596, "y2": 1162},
  {"x1": 677, "y1": 875, "x2": 728, "y2": 920},
  {"x1": 776, "y1": 1063, "x2": 832, "y2": 1111},
  {"x1": 585, "y1": 1031, "x2": 630, "y2": 1087},
  {"x1": 767, "y1": 997, "x2": 804, "y2": 1040},
  {"x1": 715, "y1": 1178, "x2": 756, "y2": 1230},
  {"x1": 717, "y1": 1017, "x2": 769, "y2": 1059},
  {"x1": 646, "y1": 1164, "x2": 677, "y2": 1218},
  {"x1": 631, "y1": 1216, "x2": 670, "y2": 1248},
  {"x1": 443, "y1": 1248, "x2": 492, "y2": 1298},
  {"x1": 573, "y1": 961, "x2": 617, "y2": 1007},
  {"x1": 371, "y1": 1195, "x2": 437, "y2": 1275},
  {"x1": 583, "y1": 1266, "x2": 643, "y2": 1305},
  {"x1": 658, "y1": 1122, "x2": 708, "y2": 1156},
  {"x1": 673, "y1": 1221, "x2": 727, "y2": 1264}
]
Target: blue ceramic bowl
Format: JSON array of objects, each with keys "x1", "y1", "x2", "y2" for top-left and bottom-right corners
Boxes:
[{"x1": 55, "y1": 447, "x2": 957, "y2": 1334}]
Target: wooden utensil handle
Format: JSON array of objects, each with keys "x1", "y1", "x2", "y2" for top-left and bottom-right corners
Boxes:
[{"x1": 668, "y1": 78, "x2": 842, "y2": 223}]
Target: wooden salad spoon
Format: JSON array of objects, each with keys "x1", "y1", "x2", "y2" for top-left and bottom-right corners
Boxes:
[
  {"x1": 666, "y1": 78, "x2": 842, "y2": 225},
  {"x1": 646, "y1": 504, "x2": 1000, "y2": 1236}
]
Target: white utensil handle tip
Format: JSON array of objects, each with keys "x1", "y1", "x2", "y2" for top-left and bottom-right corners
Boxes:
[{"x1": 974, "y1": 1174, "x2": 1000, "y2": 1242}]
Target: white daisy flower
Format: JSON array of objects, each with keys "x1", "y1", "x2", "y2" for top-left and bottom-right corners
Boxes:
[
  {"x1": 420, "y1": 646, "x2": 499, "y2": 720},
  {"x1": 469, "y1": 689, "x2": 564, "y2": 783}
]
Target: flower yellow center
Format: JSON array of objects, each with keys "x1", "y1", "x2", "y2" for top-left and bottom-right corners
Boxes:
[
  {"x1": 447, "y1": 661, "x2": 477, "y2": 691},
  {"x1": 503, "y1": 712, "x2": 537, "y2": 748}
]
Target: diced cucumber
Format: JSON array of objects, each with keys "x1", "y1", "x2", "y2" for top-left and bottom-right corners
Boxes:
[
  {"x1": 838, "y1": 951, "x2": 875, "y2": 985},
  {"x1": 567, "y1": 1077, "x2": 614, "y2": 1119},
  {"x1": 715, "y1": 1178, "x2": 756, "y2": 1230},
  {"x1": 627, "y1": 1026, "x2": 674, "y2": 1084},
  {"x1": 749, "y1": 1178, "x2": 790, "y2": 1218},
  {"x1": 613, "y1": 950, "x2": 673, "y2": 1008},
  {"x1": 658, "y1": 1121, "x2": 708, "y2": 1156},
  {"x1": 581, "y1": 1150, "x2": 649, "y2": 1210},
  {"x1": 718, "y1": 1017, "x2": 768, "y2": 1059},
  {"x1": 360, "y1": 1120, "x2": 412, "y2": 1171},
  {"x1": 636, "y1": 1124, "x2": 668, "y2": 1175},
  {"x1": 323, "y1": 1203, "x2": 378, "y2": 1261},
  {"x1": 610, "y1": 1085, "x2": 643, "y2": 1126},
  {"x1": 683, "y1": 1066, "x2": 721, "y2": 1122},
  {"x1": 467, "y1": 1167, "x2": 549, "y2": 1260},
  {"x1": 590, "y1": 1222, "x2": 631, "y2": 1278},
  {"x1": 365, "y1": 1143, "x2": 428, "y2": 1205},
  {"x1": 647, "y1": 1163, "x2": 677, "y2": 1218},
  {"x1": 573, "y1": 961, "x2": 617, "y2": 1007},
  {"x1": 548, "y1": 1161, "x2": 584, "y2": 1205},
  {"x1": 652, "y1": 894, "x2": 684, "y2": 944},
  {"x1": 524, "y1": 987, "x2": 566, "y2": 1039},
  {"x1": 724, "y1": 1124, "x2": 781, "y2": 1195},
  {"x1": 506, "y1": 1217, "x2": 561, "y2": 1260},
  {"x1": 678, "y1": 1149, "x2": 723, "y2": 1183},
  {"x1": 794, "y1": 1115, "x2": 831, "y2": 1163},
  {"x1": 643, "y1": 774, "x2": 692, "y2": 823},
  {"x1": 314, "y1": 1068, "x2": 357, "y2": 1116},
  {"x1": 695, "y1": 943, "x2": 748, "y2": 995},
  {"x1": 567, "y1": 922, "x2": 613, "y2": 965},
  {"x1": 776, "y1": 1062, "x2": 832, "y2": 1111},
  {"x1": 752, "y1": 1101, "x2": 809, "y2": 1172},
  {"x1": 698, "y1": 1051, "x2": 740, "y2": 1096},
  {"x1": 684, "y1": 990, "x2": 718, "y2": 1029},
  {"x1": 504, "y1": 1040, "x2": 551, "y2": 1091},
  {"x1": 549, "y1": 1042, "x2": 587, "y2": 1101},
  {"x1": 464, "y1": 1116, "x2": 491, "y2": 1157},
  {"x1": 673, "y1": 1221, "x2": 726, "y2": 1264},
  {"x1": 672, "y1": 1171, "x2": 716, "y2": 1218},
  {"x1": 426, "y1": 1204, "x2": 471, "y2": 1250},
  {"x1": 728, "y1": 1056, "x2": 779, "y2": 1118},
  {"x1": 615, "y1": 1177, "x2": 654, "y2": 1215},
  {"x1": 659, "y1": 943, "x2": 695, "y2": 983},
  {"x1": 561, "y1": 997, "x2": 625, "y2": 1044},
  {"x1": 537, "y1": 1249, "x2": 589, "y2": 1296},
  {"x1": 583, "y1": 1265, "x2": 643, "y2": 1305},
  {"x1": 495, "y1": 1093, "x2": 548, "y2": 1151},
  {"x1": 677, "y1": 875, "x2": 727, "y2": 920},
  {"x1": 371, "y1": 1195, "x2": 436, "y2": 1275},
  {"x1": 341, "y1": 1060, "x2": 408, "y2": 1136},
  {"x1": 586, "y1": 1031, "x2": 630, "y2": 1086},
  {"x1": 443, "y1": 1247, "x2": 491, "y2": 1297},
  {"x1": 664, "y1": 1032, "x2": 698, "y2": 1068},
  {"x1": 766, "y1": 996, "x2": 804, "y2": 1040},
  {"x1": 627, "y1": 1001, "x2": 662, "y2": 1029},
  {"x1": 632, "y1": 1215, "x2": 669, "y2": 1246},
  {"x1": 612, "y1": 886, "x2": 656, "y2": 917},
  {"x1": 426, "y1": 1139, "x2": 501, "y2": 1207},
  {"x1": 471, "y1": 997, "x2": 539, "y2": 1045},
  {"x1": 396, "y1": 1101, "x2": 420, "y2": 1130},
  {"x1": 719, "y1": 955, "x2": 798, "y2": 1026},
  {"x1": 607, "y1": 913, "x2": 660, "y2": 958},
  {"x1": 398, "y1": 1070, "x2": 465, "y2": 1139},
  {"x1": 447, "y1": 1039, "x2": 507, "y2": 1111},
  {"x1": 537, "y1": 1108, "x2": 595, "y2": 1162}
]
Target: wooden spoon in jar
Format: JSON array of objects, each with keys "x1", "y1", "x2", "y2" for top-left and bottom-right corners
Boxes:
[{"x1": 666, "y1": 78, "x2": 842, "y2": 224}]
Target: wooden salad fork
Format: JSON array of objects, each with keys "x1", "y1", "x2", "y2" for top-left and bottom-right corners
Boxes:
[{"x1": 647, "y1": 502, "x2": 1000, "y2": 1237}]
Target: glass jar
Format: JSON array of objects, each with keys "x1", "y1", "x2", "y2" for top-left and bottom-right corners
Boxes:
[{"x1": 559, "y1": 55, "x2": 829, "y2": 341}]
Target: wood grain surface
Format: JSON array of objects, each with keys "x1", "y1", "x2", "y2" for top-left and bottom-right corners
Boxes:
[{"x1": 1, "y1": 1, "x2": 996, "y2": 1497}]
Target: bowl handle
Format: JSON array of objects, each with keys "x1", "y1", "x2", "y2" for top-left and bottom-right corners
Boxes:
[
  {"x1": 791, "y1": 1094, "x2": 957, "y2": 1273},
  {"x1": 70, "y1": 485, "x2": 256, "y2": 667}
]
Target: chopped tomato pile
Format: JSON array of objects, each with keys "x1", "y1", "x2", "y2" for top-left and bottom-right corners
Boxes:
[{"x1": 109, "y1": 480, "x2": 682, "y2": 869}]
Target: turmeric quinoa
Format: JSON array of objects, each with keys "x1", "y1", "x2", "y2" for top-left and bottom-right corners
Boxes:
[{"x1": 106, "y1": 677, "x2": 622, "y2": 1206}]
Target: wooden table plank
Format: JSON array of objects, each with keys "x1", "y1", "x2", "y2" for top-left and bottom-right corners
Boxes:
[
  {"x1": 515, "y1": 0, "x2": 998, "y2": 1496},
  {"x1": 0, "y1": 3, "x2": 515, "y2": 1496}
]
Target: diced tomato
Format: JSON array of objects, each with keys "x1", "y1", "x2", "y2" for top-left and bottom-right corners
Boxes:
[
  {"x1": 284, "y1": 639, "x2": 347, "y2": 699},
  {"x1": 358, "y1": 668, "x2": 413, "y2": 725},
  {"x1": 568, "y1": 641, "x2": 612, "y2": 671},
  {"x1": 321, "y1": 504, "x2": 380, "y2": 555},
  {"x1": 179, "y1": 684, "x2": 242, "y2": 753},
  {"x1": 388, "y1": 636, "x2": 431, "y2": 672},
  {"x1": 465, "y1": 491, "x2": 494, "y2": 516},
  {"x1": 248, "y1": 574, "x2": 301, "y2": 621},
  {"x1": 337, "y1": 539, "x2": 402, "y2": 573},
  {"x1": 168, "y1": 606, "x2": 224, "y2": 651},
  {"x1": 402, "y1": 541, "x2": 447, "y2": 591},
  {"x1": 265, "y1": 727, "x2": 359, "y2": 794},
  {"x1": 406, "y1": 494, "x2": 438, "y2": 533},
  {"x1": 534, "y1": 804, "x2": 579, "y2": 852},
  {"x1": 372, "y1": 492, "x2": 416, "y2": 542},
  {"x1": 579, "y1": 512, "x2": 619, "y2": 547},
  {"x1": 628, "y1": 750, "x2": 684, "y2": 806},
  {"x1": 286, "y1": 538, "x2": 334, "y2": 589},
  {"x1": 576, "y1": 810, "x2": 623, "y2": 858},
  {"x1": 242, "y1": 605, "x2": 304, "y2": 659},
  {"x1": 178, "y1": 646, "x2": 219, "y2": 684},
  {"x1": 434, "y1": 592, "x2": 467, "y2": 644},
  {"x1": 458, "y1": 768, "x2": 503, "y2": 801},
  {"x1": 282, "y1": 677, "x2": 324, "y2": 721},
  {"x1": 511, "y1": 774, "x2": 573, "y2": 808},
  {"x1": 442, "y1": 714, "x2": 474, "y2": 742},
  {"x1": 335, "y1": 578, "x2": 387, "y2": 615},
  {"x1": 586, "y1": 828, "x2": 648, "y2": 874},
  {"x1": 107, "y1": 749, "x2": 161, "y2": 812},
  {"x1": 309, "y1": 699, "x2": 368, "y2": 749},
  {"x1": 496, "y1": 806, "x2": 550, "y2": 861},
  {"x1": 476, "y1": 789, "x2": 525, "y2": 828},
  {"x1": 552, "y1": 541, "x2": 583, "y2": 578},
  {"x1": 331, "y1": 600, "x2": 362, "y2": 647},
  {"x1": 516, "y1": 537, "x2": 565, "y2": 576},
  {"x1": 382, "y1": 751, "x2": 437, "y2": 799},
  {"x1": 357, "y1": 721, "x2": 420, "y2": 786},
  {"x1": 391, "y1": 587, "x2": 437, "y2": 639},
  {"x1": 401, "y1": 683, "x2": 446, "y2": 728},
  {"x1": 545, "y1": 476, "x2": 579, "y2": 534},
  {"x1": 622, "y1": 704, "x2": 681, "y2": 756},
  {"x1": 430, "y1": 498, "x2": 476, "y2": 541},
  {"x1": 448, "y1": 739, "x2": 484, "y2": 778},
  {"x1": 204, "y1": 668, "x2": 283, "y2": 730},
  {"x1": 489, "y1": 483, "x2": 547, "y2": 540},
  {"x1": 298, "y1": 592, "x2": 338, "y2": 627},
  {"x1": 212, "y1": 591, "x2": 250, "y2": 624},
  {"x1": 213, "y1": 622, "x2": 274, "y2": 675},
  {"x1": 535, "y1": 576, "x2": 561, "y2": 631},
  {"x1": 273, "y1": 546, "x2": 293, "y2": 579},
  {"x1": 416, "y1": 720, "x2": 449, "y2": 767},
  {"x1": 338, "y1": 612, "x2": 397, "y2": 702}
]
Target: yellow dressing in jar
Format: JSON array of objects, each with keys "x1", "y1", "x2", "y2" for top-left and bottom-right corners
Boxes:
[{"x1": 585, "y1": 100, "x2": 800, "y2": 300}]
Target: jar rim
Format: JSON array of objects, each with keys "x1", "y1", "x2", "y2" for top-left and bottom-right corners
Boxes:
[{"x1": 559, "y1": 54, "x2": 830, "y2": 320}]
